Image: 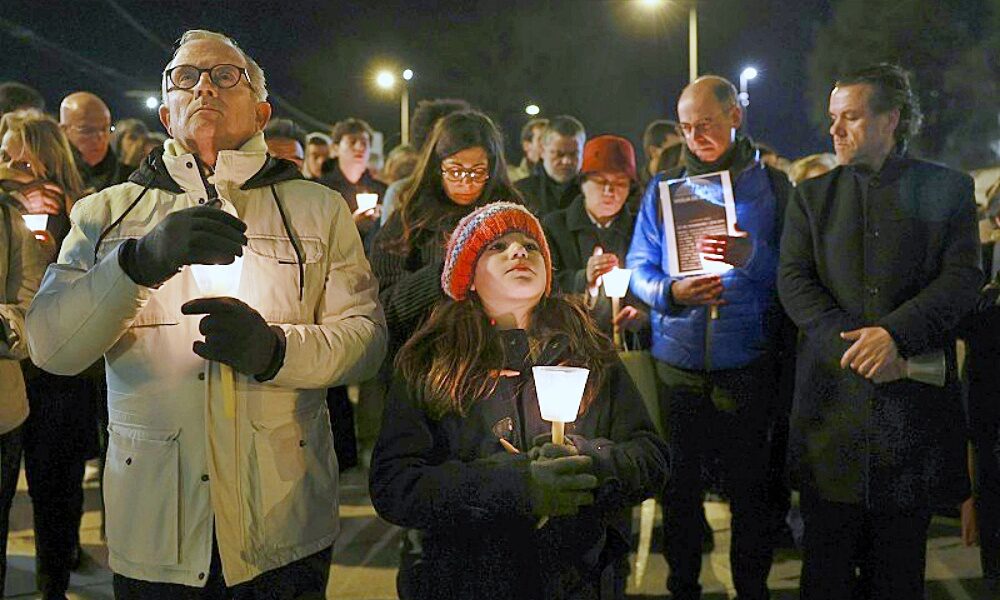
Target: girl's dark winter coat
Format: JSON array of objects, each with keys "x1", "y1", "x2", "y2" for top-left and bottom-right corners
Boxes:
[{"x1": 369, "y1": 329, "x2": 669, "y2": 599}]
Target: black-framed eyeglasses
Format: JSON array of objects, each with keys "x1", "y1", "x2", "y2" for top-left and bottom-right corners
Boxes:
[
  {"x1": 441, "y1": 166, "x2": 490, "y2": 184},
  {"x1": 164, "y1": 64, "x2": 254, "y2": 93}
]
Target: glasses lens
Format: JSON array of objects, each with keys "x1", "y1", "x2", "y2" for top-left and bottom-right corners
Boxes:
[
  {"x1": 212, "y1": 65, "x2": 242, "y2": 88},
  {"x1": 443, "y1": 168, "x2": 489, "y2": 183},
  {"x1": 170, "y1": 66, "x2": 200, "y2": 89}
]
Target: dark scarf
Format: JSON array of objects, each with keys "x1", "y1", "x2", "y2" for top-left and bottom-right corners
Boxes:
[{"x1": 681, "y1": 132, "x2": 757, "y2": 178}]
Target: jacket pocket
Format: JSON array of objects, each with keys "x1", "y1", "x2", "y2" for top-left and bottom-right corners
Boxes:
[
  {"x1": 104, "y1": 423, "x2": 180, "y2": 565},
  {"x1": 251, "y1": 406, "x2": 337, "y2": 550},
  {"x1": 242, "y1": 235, "x2": 325, "y2": 323}
]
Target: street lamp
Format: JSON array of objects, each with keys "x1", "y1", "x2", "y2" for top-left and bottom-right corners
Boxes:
[
  {"x1": 144, "y1": 96, "x2": 158, "y2": 110},
  {"x1": 635, "y1": 0, "x2": 698, "y2": 82},
  {"x1": 739, "y1": 67, "x2": 758, "y2": 107},
  {"x1": 525, "y1": 104, "x2": 540, "y2": 116},
  {"x1": 375, "y1": 69, "x2": 413, "y2": 145}
]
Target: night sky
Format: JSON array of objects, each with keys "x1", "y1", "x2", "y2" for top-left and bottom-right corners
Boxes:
[{"x1": 1, "y1": 0, "x2": 834, "y2": 161}]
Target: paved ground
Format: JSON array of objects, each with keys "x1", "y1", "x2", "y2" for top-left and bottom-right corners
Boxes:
[{"x1": 3, "y1": 467, "x2": 993, "y2": 599}]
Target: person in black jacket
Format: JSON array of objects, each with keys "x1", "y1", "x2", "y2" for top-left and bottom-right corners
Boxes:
[
  {"x1": 370, "y1": 110, "x2": 521, "y2": 364},
  {"x1": 778, "y1": 63, "x2": 982, "y2": 599},
  {"x1": 370, "y1": 202, "x2": 668, "y2": 600},
  {"x1": 515, "y1": 115, "x2": 585, "y2": 217},
  {"x1": 542, "y1": 135, "x2": 647, "y2": 343}
]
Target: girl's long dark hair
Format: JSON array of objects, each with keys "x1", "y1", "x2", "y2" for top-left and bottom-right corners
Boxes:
[
  {"x1": 396, "y1": 294, "x2": 617, "y2": 420},
  {"x1": 385, "y1": 110, "x2": 520, "y2": 255}
]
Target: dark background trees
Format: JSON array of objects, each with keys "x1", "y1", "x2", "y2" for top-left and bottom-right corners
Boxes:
[{"x1": 806, "y1": 0, "x2": 1000, "y2": 169}]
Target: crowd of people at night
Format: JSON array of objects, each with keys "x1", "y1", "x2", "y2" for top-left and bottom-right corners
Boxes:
[{"x1": 0, "y1": 27, "x2": 999, "y2": 600}]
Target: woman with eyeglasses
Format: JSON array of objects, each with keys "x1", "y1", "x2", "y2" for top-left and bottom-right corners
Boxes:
[
  {"x1": 0, "y1": 109, "x2": 102, "y2": 599},
  {"x1": 371, "y1": 110, "x2": 522, "y2": 362}
]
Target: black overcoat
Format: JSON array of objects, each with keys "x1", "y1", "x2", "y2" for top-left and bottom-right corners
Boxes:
[{"x1": 777, "y1": 154, "x2": 981, "y2": 510}]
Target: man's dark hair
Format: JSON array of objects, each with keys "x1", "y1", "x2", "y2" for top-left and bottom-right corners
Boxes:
[
  {"x1": 263, "y1": 118, "x2": 307, "y2": 150},
  {"x1": 836, "y1": 63, "x2": 923, "y2": 150},
  {"x1": 330, "y1": 117, "x2": 374, "y2": 145},
  {"x1": 410, "y1": 99, "x2": 471, "y2": 150},
  {"x1": 520, "y1": 118, "x2": 549, "y2": 143},
  {"x1": 642, "y1": 119, "x2": 680, "y2": 154},
  {"x1": 542, "y1": 115, "x2": 586, "y2": 144},
  {"x1": 0, "y1": 81, "x2": 45, "y2": 115}
]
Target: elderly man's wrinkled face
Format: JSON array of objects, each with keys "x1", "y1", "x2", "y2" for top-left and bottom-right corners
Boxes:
[
  {"x1": 159, "y1": 39, "x2": 270, "y2": 155},
  {"x1": 61, "y1": 103, "x2": 111, "y2": 167},
  {"x1": 677, "y1": 91, "x2": 740, "y2": 164}
]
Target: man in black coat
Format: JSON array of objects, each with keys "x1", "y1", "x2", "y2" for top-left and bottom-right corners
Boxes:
[
  {"x1": 515, "y1": 115, "x2": 585, "y2": 218},
  {"x1": 778, "y1": 63, "x2": 982, "y2": 599}
]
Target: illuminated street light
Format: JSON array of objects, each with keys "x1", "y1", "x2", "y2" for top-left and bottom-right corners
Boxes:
[
  {"x1": 145, "y1": 96, "x2": 158, "y2": 109},
  {"x1": 376, "y1": 71, "x2": 396, "y2": 90},
  {"x1": 525, "y1": 104, "x2": 540, "y2": 116},
  {"x1": 374, "y1": 68, "x2": 412, "y2": 144},
  {"x1": 739, "y1": 66, "x2": 758, "y2": 107}
]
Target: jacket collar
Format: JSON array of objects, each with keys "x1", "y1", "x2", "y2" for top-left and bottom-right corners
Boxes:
[{"x1": 128, "y1": 132, "x2": 301, "y2": 194}]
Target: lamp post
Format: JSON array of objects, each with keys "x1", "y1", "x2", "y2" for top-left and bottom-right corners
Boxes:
[
  {"x1": 636, "y1": 0, "x2": 697, "y2": 82},
  {"x1": 525, "y1": 104, "x2": 540, "y2": 116},
  {"x1": 739, "y1": 66, "x2": 758, "y2": 107},
  {"x1": 377, "y1": 69, "x2": 413, "y2": 145}
]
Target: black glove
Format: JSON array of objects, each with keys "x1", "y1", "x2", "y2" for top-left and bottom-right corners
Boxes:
[
  {"x1": 120, "y1": 205, "x2": 248, "y2": 288},
  {"x1": 528, "y1": 452, "x2": 597, "y2": 518},
  {"x1": 181, "y1": 297, "x2": 285, "y2": 379}
]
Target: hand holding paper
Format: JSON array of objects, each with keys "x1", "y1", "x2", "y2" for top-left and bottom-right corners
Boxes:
[{"x1": 699, "y1": 224, "x2": 753, "y2": 268}]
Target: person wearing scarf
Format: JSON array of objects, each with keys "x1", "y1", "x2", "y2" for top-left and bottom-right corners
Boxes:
[{"x1": 626, "y1": 75, "x2": 792, "y2": 600}]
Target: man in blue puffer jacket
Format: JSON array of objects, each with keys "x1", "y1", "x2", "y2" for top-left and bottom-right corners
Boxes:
[{"x1": 626, "y1": 75, "x2": 791, "y2": 600}]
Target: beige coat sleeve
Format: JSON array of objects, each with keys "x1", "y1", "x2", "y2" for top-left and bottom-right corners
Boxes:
[
  {"x1": 25, "y1": 196, "x2": 151, "y2": 375},
  {"x1": 0, "y1": 205, "x2": 44, "y2": 360},
  {"x1": 268, "y1": 196, "x2": 387, "y2": 389}
]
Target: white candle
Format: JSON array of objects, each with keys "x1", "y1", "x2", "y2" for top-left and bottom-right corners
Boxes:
[
  {"x1": 190, "y1": 257, "x2": 244, "y2": 297},
  {"x1": 22, "y1": 214, "x2": 48, "y2": 231},
  {"x1": 356, "y1": 193, "x2": 378, "y2": 213},
  {"x1": 602, "y1": 267, "x2": 633, "y2": 299},
  {"x1": 533, "y1": 366, "x2": 590, "y2": 424}
]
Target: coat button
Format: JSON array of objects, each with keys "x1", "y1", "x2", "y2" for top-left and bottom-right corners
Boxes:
[
  {"x1": 201, "y1": 474, "x2": 209, "y2": 482},
  {"x1": 198, "y1": 572, "x2": 205, "y2": 580},
  {"x1": 125, "y1": 457, "x2": 132, "y2": 465},
  {"x1": 198, "y1": 373, "x2": 205, "y2": 381},
  {"x1": 298, "y1": 440, "x2": 306, "y2": 447},
  {"x1": 869, "y1": 286, "x2": 879, "y2": 296},
  {"x1": 198, "y1": 198, "x2": 206, "y2": 205},
  {"x1": 186, "y1": 162, "x2": 193, "y2": 169}
]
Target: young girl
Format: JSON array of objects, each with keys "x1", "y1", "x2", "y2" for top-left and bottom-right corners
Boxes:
[{"x1": 370, "y1": 202, "x2": 669, "y2": 599}]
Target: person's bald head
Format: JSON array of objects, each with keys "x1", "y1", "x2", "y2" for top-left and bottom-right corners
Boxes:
[
  {"x1": 676, "y1": 75, "x2": 742, "y2": 163},
  {"x1": 60, "y1": 91, "x2": 112, "y2": 167}
]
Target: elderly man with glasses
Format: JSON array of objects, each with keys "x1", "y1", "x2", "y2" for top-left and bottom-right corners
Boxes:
[
  {"x1": 59, "y1": 91, "x2": 129, "y2": 193},
  {"x1": 626, "y1": 75, "x2": 793, "y2": 600},
  {"x1": 26, "y1": 29, "x2": 386, "y2": 598}
]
